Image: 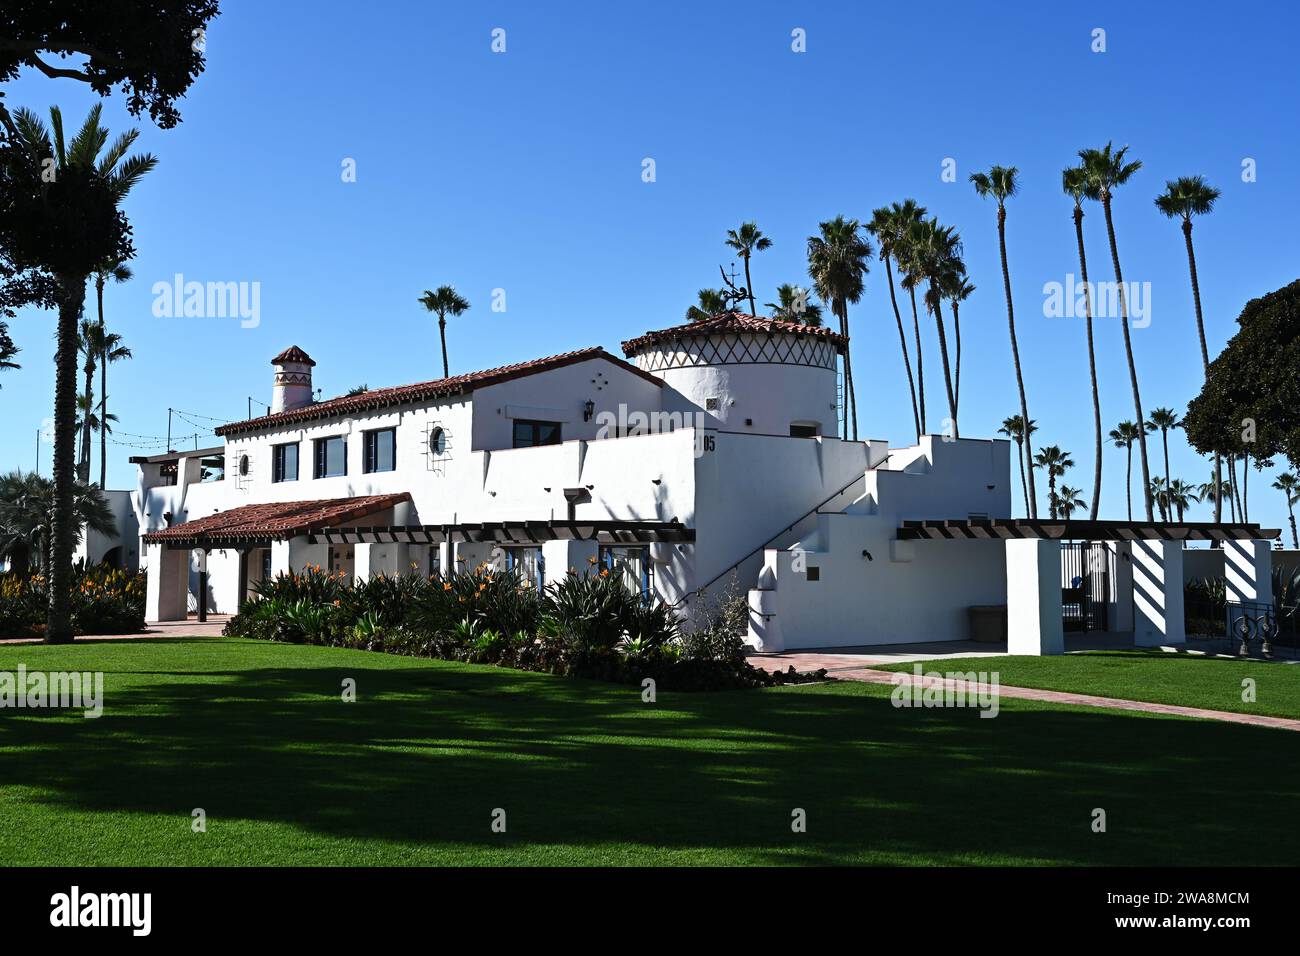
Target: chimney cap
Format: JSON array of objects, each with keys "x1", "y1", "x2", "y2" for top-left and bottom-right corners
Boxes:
[{"x1": 271, "y1": 345, "x2": 316, "y2": 367}]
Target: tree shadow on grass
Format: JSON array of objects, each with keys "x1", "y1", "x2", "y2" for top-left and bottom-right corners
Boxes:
[{"x1": 1, "y1": 640, "x2": 1298, "y2": 864}]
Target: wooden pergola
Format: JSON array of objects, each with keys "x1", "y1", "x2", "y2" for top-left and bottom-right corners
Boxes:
[
  {"x1": 897, "y1": 518, "x2": 1280, "y2": 542},
  {"x1": 309, "y1": 519, "x2": 696, "y2": 547}
]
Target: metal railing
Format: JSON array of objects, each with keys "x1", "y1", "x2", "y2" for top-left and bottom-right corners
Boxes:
[{"x1": 1226, "y1": 601, "x2": 1279, "y2": 657}]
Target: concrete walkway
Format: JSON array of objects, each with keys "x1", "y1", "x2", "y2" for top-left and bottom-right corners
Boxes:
[
  {"x1": 748, "y1": 653, "x2": 1300, "y2": 732},
  {"x1": 0, "y1": 616, "x2": 229, "y2": 645}
]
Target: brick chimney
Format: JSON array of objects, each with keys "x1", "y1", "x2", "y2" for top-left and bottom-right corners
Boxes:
[{"x1": 271, "y1": 346, "x2": 315, "y2": 413}]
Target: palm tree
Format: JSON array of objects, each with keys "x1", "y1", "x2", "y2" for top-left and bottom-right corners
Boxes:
[
  {"x1": 866, "y1": 204, "x2": 922, "y2": 440},
  {"x1": 1108, "y1": 422, "x2": 1142, "y2": 520},
  {"x1": 1156, "y1": 175, "x2": 1224, "y2": 521},
  {"x1": 75, "y1": 394, "x2": 118, "y2": 465},
  {"x1": 724, "y1": 222, "x2": 772, "y2": 318},
  {"x1": 899, "y1": 217, "x2": 962, "y2": 437},
  {"x1": 1166, "y1": 479, "x2": 1200, "y2": 522},
  {"x1": 75, "y1": 315, "x2": 98, "y2": 482},
  {"x1": 1080, "y1": 142, "x2": 1152, "y2": 520},
  {"x1": 1033, "y1": 445, "x2": 1074, "y2": 519},
  {"x1": 807, "y1": 216, "x2": 871, "y2": 441},
  {"x1": 1242, "y1": 455, "x2": 1273, "y2": 525},
  {"x1": 1273, "y1": 472, "x2": 1300, "y2": 549},
  {"x1": 9, "y1": 103, "x2": 156, "y2": 643},
  {"x1": 1198, "y1": 470, "x2": 1234, "y2": 523},
  {"x1": 943, "y1": 272, "x2": 975, "y2": 419},
  {"x1": 417, "y1": 285, "x2": 470, "y2": 378},
  {"x1": 91, "y1": 258, "x2": 133, "y2": 488},
  {"x1": 1056, "y1": 484, "x2": 1087, "y2": 520},
  {"x1": 1063, "y1": 165, "x2": 1104, "y2": 520},
  {"x1": 888, "y1": 201, "x2": 929, "y2": 434},
  {"x1": 764, "y1": 284, "x2": 823, "y2": 325},
  {"x1": 1148, "y1": 407, "x2": 1180, "y2": 510},
  {"x1": 0, "y1": 470, "x2": 117, "y2": 575},
  {"x1": 1149, "y1": 476, "x2": 1170, "y2": 521},
  {"x1": 971, "y1": 165, "x2": 1036, "y2": 516},
  {"x1": 685, "y1": 288, "x2": 729, "y2": 323},
  {"x1": 999, "y1": 415, "x2": 1037, "y2": 517}
]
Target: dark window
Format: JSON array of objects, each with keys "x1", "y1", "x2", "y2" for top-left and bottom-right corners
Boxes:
[
  {"x1": 790, "y1": 424, "x2": 819, "y2": 438},
  {"x1": 363, "y1": 428, "x2": 396, "y2": 473},
  {"x1": 806, "y1": 566, "x2": 820, "y2": 582},
  {"x1": 314, "y1": 436, "x2": 347, "y2": 478},
  {"x1": 260, "y1": 549, "x2": 272, "y2": 582},
  {"x1": 428, "y1": 546, "x2": 441, "y2": 577},
  {"x1": 505, "y1": 547, "x2": 544, "y2": 589},
  {"x1": 272, "y1": 442, "x2": 299, "y2": 482},
  {"x1": 599, "y1": 545, "x2": 651, "y2": 598},
  {"x1": 512, "y1": 419, "x2": 562, "y2": 449}
]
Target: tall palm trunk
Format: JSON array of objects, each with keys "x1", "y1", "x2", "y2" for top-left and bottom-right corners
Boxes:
[
  {"x1": 1287, "y1": 503, "x2": 1298, "y2": 550},
  {"x1": 1015, "y1": 439, "x2": 1029, "y2": 516},
  {"x1": 838, "y1": 300, "x2": 859, "y2": 441},
  {"x1": 884, "y1": 256, "x2": 921, "y2": 441},
  {"x1": 928, "y1": 283, "x2": 958, "y2": 437},
  {"x1": 952, "y1": 299, "x2": 962, "y2": 418},
  {"x1": 996, "y1": 205, "x2": 1036, "y2": 517},
  {"x1": 1242, "y1": 451, "x2": 1250, "y2": 523},
  {"x1": 1072, "y1": 206, "x2": 1103, "y2": 519},
  {"x1": 1181, "y1": 217, "x2": 1222, "y2": 523},
  {"x1": 78, "y1": 345, "x2": 95, "y2": 483},
  {"x1": 1101, "y1": 194, "x2": 1153, "y2": 521},
  {"x1": 97, "y1": 275, "x2": 108, "y2": 488},
  {"x1": 47, "y1": 277, "x2": 86, "y2": 644},
  {"x1": 1124, "y1": 445, "x2": 1133, "y2": 521},
  {"x1": 1160, "y1": 430, "x2": 1172, "y2": 505},
  {"x1": 438, "y1": 315, "x2": 449, "y2": 378},
  {"x1": 908, "y1": 286, "x2": 926, "y2": 435},
  {"x1": 742, "y1": 253, "x2": 756, "y2": 318},
  {"x1": 1227, "y1": 457, "x2": 1239, "y2": 521}
]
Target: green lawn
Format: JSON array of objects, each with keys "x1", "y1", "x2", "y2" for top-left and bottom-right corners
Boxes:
[
  {"x1": 1, "y1": 638, "x2": 1297, "y2": 866},
  {"x1": 878, "y1": 650, "x2": 1300, "y2": 720}
]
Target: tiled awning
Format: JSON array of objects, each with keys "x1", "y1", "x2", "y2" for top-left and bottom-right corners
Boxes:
[
  {"x1": 311, "y1": 519, "x2": 696, "y2": 546},
  {"x1": 142, "y1": 493, "x2": 412, "y2": 548}
]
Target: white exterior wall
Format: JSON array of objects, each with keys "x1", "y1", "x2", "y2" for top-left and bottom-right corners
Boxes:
[{"x1": 655, "y1": 362, "x2": 838, "y2": 436}]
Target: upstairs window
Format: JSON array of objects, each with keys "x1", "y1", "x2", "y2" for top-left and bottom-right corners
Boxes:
[
  {"x1": 512, "y1": 419, "x2": 561, "y2": 449},
  {"x1": 272, "y1": 442, "x2": 299, "y2": 482},
  {"x1": 363, "y1": 428, "x2": 396, "y2": 473},
  {"x1": 314, "y1": 435, "x2": 347, "y2": 478}
]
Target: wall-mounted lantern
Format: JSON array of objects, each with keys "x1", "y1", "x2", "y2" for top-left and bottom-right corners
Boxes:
[{"x1": 583, "y1": 400, "x2": 595, "y2": 422}]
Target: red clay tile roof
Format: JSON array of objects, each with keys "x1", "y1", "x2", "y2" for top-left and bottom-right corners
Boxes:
[
  {"x1": 621, "y1": 312, "x2": 847, "y2": 356},
  {"x1": 217, "y1": 347, "x2": 662, "y2": 436},
  {"x1": 272, "y1": 345, "x2": 316, "y2": 366},
  {"x1": 142, "y1": 493, "x2": 411, "y2": 545}
]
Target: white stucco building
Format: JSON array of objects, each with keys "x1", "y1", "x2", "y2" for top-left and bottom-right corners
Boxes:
[{"x1": 133, "y1": 314, "x2": 1279, "y2": 655}]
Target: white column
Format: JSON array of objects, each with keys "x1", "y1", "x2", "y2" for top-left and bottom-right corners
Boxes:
[
  {"x1": 1131, "y1": 539, "x2": 1185, "y2": 646},
  {"x1": 270, "y1": 540, "x2": 292, "y2": 578},
  {"x1": 1006, "y1": 538, "x2": 1064, "y2": 655},
  {"x1": 1223, "y1": 539, "x2": 1274, "y2": 607},
  {"x1": 145, "y1": 542, "x2": 189, "y2": 622},
  {"x1": 541, "y1": 539, "x2": 599, "y2": 585},
  {"x1": 355, "y1": 541, "x2": 407, "y2": 581}
]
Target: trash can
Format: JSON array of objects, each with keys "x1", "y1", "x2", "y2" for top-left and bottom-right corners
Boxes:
[{"x1": 968, "y1": 605, "x2": 1007, "y2": 643}]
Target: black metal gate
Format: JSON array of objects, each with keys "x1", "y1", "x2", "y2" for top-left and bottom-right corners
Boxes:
[{"x1": 1062, "y1": 541, "x2": 1110, "y2": 632}]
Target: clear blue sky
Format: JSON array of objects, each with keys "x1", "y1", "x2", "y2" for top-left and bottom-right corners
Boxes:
[{"x1": 1, "y1": 0, "x2": 1297, "y2": 535}]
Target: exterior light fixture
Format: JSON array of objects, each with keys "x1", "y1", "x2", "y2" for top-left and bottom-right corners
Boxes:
[
  {"x1": 862, "y1": 550, "x2": 874, "y2": 561},
  {"x1": 583, "y1": 400, "x2": 595, "y2": 421}
]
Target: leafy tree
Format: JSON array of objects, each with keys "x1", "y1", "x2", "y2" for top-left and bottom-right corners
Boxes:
[
  {"x1": 972, "y1": 165, "x2": 1036, "y2": 516},
  {"x1": 0, "y1": 320, "x2": 18, "y2": 381},
  {"x1": 807, "y1": 216, "x2": 871, "y2": 440},
  {"x1": 417, "y1": 285, "x2": 470, "y2": 378},
  {"x1": 1063, "y1": 164, "x2": 1103, "y2": 519},
  {"x1": 724, "y1": 221, "x2": 771, "y2": 318},
  {"x1": 764, "y1": 284, "x2": 822, "y2": 325},
  {"x1": 0, "y1": 470, "x2": 116, "y2": 575},
  {"x1": 1184, "y1": 279, "x2": 1300, "y2": 474},
  {"x1": 1079, "y1": 142, "x2": 1153, "y2": 519},
  {"x1": 1198, "y1": 469, "x2": 1235, "y2": 523},
  {"x1": 866, "y1": 203, "x2": 923, "y2": 440},
  {"x1": 1156, "y1": 174, "x2": 1223, "y2": 520}
]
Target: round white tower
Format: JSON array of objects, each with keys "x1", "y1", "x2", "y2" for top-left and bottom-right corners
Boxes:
[
  {"x1": 621, "y1": 314, "x2": 845, "y2": 437},
  {"x1": 270, "y1": 345, "x2": 316, "y2": 413}
]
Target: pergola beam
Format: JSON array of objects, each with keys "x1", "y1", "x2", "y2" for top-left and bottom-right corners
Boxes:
[{"x1": 898, "y1": 518, "x2": 1279, "y2": 542}]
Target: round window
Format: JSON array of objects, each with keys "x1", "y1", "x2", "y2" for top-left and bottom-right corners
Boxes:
[
  {"x1": 429, "y1": 426, "x2": 447, "y2": 456},
  {"x1": 238, "y1": 454, "x2": 250, "y2": 476}
]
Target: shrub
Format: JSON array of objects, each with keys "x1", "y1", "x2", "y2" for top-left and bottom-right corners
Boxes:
[{"x1": 0, "y1": 565, "x2": 144, "y2": 637}]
